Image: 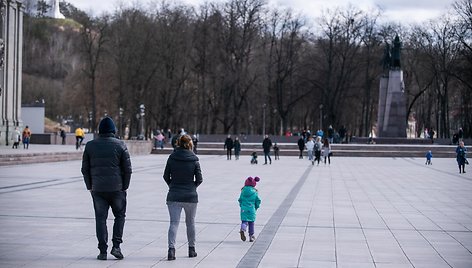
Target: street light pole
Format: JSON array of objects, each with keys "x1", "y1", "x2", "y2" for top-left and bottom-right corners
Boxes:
[
  {"x1": 319, "y1": 104, "x2": 323, "y2": 130},
  {"x1": 262, "y1": 103, "x2": 267, "y2": 137},
  {"x1": 88, "y1": 111, "x2": 93, "y2": 133},
  {"x1": 139, "y1": 104, "x2": 145, "y2": 140},
  {"x1": 119, "y1": 107, "x2": 124, "y2": 139}
]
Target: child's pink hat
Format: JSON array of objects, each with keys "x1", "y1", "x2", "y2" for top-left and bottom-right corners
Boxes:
[{"x1": 244, "y1": 176, "x2": 260, "y2": 187}]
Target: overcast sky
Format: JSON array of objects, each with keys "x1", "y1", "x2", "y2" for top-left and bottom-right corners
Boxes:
[{"x1": 69, "y1": 0, "x2": 457, "y2": 24}]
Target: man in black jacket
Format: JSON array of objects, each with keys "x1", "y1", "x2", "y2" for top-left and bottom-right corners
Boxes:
[
  {"x1": 262, "y1": 134, "x2": 272, "y2": 165},
  {"x1": 81, "y1": 117, "x2": 132, "y2": 261},
  {"x1": 224, "y1": 135, "x2": 234, "y2": 160},
  {"x1": 297, "y1": 137, "x2": 305, "y2": 159}
]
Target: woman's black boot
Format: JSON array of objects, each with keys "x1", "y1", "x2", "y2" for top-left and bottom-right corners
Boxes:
[
  {"x1": 168, "y1": 248, "x2": 176, "y2": 261},
  {"x1": 189, "y1": 246, "x2": 197, "y2": 258}
]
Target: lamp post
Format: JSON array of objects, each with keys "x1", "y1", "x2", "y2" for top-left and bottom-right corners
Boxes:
[
  {"x1": 138, "y1": 104, "x2": 145, "y2": 140},
  {"x1": 88, "y1": 112, "x2": 93, "y2": 133},
  {"x1": 119, "y1": 107, "x2": 124, "y2": 139},
  {"x1": 319, "y1": 104, "x2": 323, "y2": 130},
  {"x1": 262, "y1": 103, "x2": 267, "y2": 137}
]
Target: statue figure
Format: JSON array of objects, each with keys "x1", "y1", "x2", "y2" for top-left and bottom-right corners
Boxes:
[
  {"x1": 46, "y1": 0, "x2": 65, "y2": 19},
  {"x1": 391, "y1": 35, "x2": 402, "y2": 68},
  {"x1": 382, "y1": 43, "x2": 391, "y2": 70}
]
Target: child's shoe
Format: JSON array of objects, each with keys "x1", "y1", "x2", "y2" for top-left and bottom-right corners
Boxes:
[
  {"x1": 249, "y1": 235, "x2": 256, "y2": 242},
  {"x1": 240, "y1": 230, "x2": 246, "y2": 241}
]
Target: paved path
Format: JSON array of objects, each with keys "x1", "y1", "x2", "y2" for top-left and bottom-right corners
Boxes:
[{"x1": 0, "y1": 154, "x2": 471, "y2": 268}]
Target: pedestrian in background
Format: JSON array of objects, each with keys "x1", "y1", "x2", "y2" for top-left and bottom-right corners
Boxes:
[
  {"x1": 11, "y1": 127, "x2": 21, "y2": 149},
  {"x1": 171, "y1": 129, "x2": 186, "y2": 150},
  {"x1": 75, "y1": 127, "x2": 85, "y2": 150},
  {"x1": 429, "y1": 128, "x2": 435, "y2": 144},
  {"x1": 262, "y1": 135, "x2": 272, "y2": 165},
  {"x1": 156, "y1": 131, "x2": 165, "y2": 149},
  {"x1": 22, "y1": 126, "x2": 31, "y2": 149},
  {"x1": 163, "y1": 134, "x2": 203, "y2": 261},
  {"x1": 425, "y1": 150, "x2": 432, "y2": 165},
  {"x1": 322, "y1": 138, "x2": 331, "y2": 165},
  {"x1": 60, "y1": 128, "x2": 66, "y2": 145},
  {"x1": 314, "y1": 136, "x2": 322, "y2": 165},
  {"x1": 458, "y1": 127, "x2": 464, "y2": 141},
  {"x1": 192, "y1": 134, "x2": 199, "y2": 154},
  {"x1": 327, "y1": 125, "x2": 334, "y2": 143},
  {"x1": 306, "y1": 137, "x2": 315, "y2": 165},
  {"x1": 297, "y1": 136, "x2": 305, "y2": 159},
  {"x1": 234, "y1": 137, "x2": 241, "y2": 160},
  {"x1": 456, "y1": 141, "x2": 468, "y2": 174},
  {"x1": 273, "y1": 142, "x2": 280, "y2": 160},
  {"x1": 224, "y1": 135, "x2": 234, "y2": 160},
  {"x1": 81, "y1": 117, "x2": 132, "y2": 261}
]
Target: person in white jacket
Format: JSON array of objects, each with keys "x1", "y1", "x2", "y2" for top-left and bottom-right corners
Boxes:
[
  {"x1": 314, "y1": 136, "x2": 323, "y2": 165},
  {"x1": 306, "y1": 137, "x2": 315, "y2": 165},
  {"x1": 11, "y1": 127, "x2": 21, "y2": 149}
]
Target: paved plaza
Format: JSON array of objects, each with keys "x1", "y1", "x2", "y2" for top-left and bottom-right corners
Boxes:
[{"x1": 0, "y1": 151, "x2": 472, "y2": 267}]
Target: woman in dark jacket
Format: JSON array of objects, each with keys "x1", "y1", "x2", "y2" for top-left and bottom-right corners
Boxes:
[
  {"x1": 234, "y1": 137, "x2": 241, "y2": 160},
  {"x1": 163, "y1": 134, "x2": 203, "y2": 260}
]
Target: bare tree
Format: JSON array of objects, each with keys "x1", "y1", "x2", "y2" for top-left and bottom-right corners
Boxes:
[
  {"x1": 213, "y1": 0, "x2": 264, "y2": 134},
  {"x1": 312, "y1": 7, "x2": 365, "y2": 132},
  {"x1": 78, "y1": 16, "x2": 109, "y2": 132},
  {"x1": 410, "y1": 17, "x2": 463, "y2": 138},
  {"x1": 452, "y1": 0, "x2": 472, "y2": 137},
  {"x1": 357, "y1": 12, "x2": 383, "y2": 137},
  {"x1": 151, "y1": 3, "x2": 194, "y2": 133},
  {"x1": 263, "y1": 9, "x2": 309, "y2": 135}
]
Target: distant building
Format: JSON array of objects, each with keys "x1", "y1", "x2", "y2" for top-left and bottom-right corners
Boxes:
[{"x1": 22, "y1": 101, "x2": 46, "y2": 134}]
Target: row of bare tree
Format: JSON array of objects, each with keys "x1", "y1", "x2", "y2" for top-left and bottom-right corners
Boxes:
[{"x1": 21, "y1": 0, "x2": 472, "y2": 139}]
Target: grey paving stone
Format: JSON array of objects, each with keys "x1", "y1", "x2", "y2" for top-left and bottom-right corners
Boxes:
[{"x1": 0, "y1": 155, "x2": 471, "y2": 267}]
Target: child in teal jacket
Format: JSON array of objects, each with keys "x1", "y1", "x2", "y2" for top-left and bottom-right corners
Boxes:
[{"x1": 238, "y1": 176, "x2": 261, "y2": 242}]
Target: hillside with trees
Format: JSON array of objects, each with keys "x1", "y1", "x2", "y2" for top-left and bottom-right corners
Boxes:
[{"x1": 21, "y1": 0, "x2": 472, "y2": 139}]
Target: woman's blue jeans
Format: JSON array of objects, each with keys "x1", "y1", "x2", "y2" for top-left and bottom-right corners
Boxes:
[{"x1": 167, "y1": 201, "x2": 197, "y2": 248}]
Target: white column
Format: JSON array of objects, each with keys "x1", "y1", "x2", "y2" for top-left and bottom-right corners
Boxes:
[{"x1": 0, "y1": 0, "x2": 23, "y2": 146}]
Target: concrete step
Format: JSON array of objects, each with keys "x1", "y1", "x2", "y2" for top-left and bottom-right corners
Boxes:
[
  {"x1": 0, "y1": 152, "x2": 83, "y2": 166},
  {"x1": 0, "y1": 142, "x2": 458, "y2": 166},
  {"x1": 151, "y1": 146, "x2": 457, "y2": 158},
  {"x1": 194, "y1": 142, "x2": 455, "y2": 151}
]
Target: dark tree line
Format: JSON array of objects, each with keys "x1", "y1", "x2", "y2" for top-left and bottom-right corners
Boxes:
[{"x1": 21, "y1": 0, "x2": 472, "y2": 138}]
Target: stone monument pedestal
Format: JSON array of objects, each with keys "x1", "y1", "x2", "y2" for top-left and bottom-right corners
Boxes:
[{"x1": 377, "y1": 70, "x2": 407, "y2": 137}]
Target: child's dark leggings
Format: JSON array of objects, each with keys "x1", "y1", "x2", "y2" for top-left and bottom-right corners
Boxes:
[{"x1": 241, "y1": 221, "x2": 255, "y2": 236}]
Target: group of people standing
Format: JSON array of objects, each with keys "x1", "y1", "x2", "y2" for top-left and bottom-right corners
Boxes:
[
  {"x1": 224, "y1": 135, "x2": 242, "y2": 160},
  {"x1": 224, "y1": 134, "x2": 280, "y2": 164},
  {"x1": 298, "y1": 135, "x2": 332, "y2": 165},
  {"x1": 10, "y1": 125, "x2": 31, "y2": 149}
]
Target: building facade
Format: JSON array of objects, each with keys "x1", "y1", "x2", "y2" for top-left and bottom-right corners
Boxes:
[{"x1": 0, "y1": 0, "x2": 24, "y2": 146}]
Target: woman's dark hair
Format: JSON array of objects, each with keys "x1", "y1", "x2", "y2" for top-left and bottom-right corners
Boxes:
[
  {"x1": 323, "y1": 138, "x2": 330, "y2": 147},
  {"x1": 177, "y1": 134, "x2": 194, "y2": 150}
]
